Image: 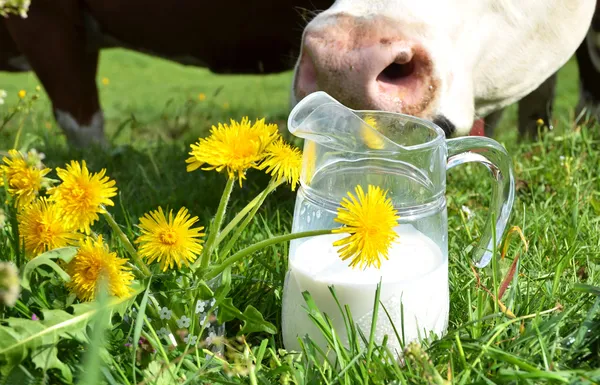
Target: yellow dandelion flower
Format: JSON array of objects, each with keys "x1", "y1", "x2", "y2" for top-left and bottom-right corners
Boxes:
[
  {"x1": 361, "y1": 115, "x2": 386, "y2": 150},
  {"x1": 258, "y1": 139, "x2": 302, "y2": 190},
  {"x1": 48, "y1": 160, "x2": 117, "y2": 234},
  {"x1": 101, "y1": 77, "x2": 110, "y2": 86},
  {"x1": 135, "y1": 207, "x2": 205, "y2": 271},
  {"x1": 222, "y1": 102, "x2": 230, "y2": 109},
  {"x1": 198, "y1": 93, "x2": 206, "y2": 101},
  {"x1": 66, "y1": 235, "x2": 134, "y2": 302},
  {"x1": 1, "y1": 149, "x2": 51, "y2": 208},
  {"x1": 18, "y1": 90, "x2": 26, "y2": 99},
  {"x1": 18, "y1": 197, "x2": 81, "y2": 258},
  {"x1": 332, "y1": 185, "x2": 400, "y2": 269},
  {"x1": 185, "y1": 117, "x2": 279, "y2": 185}
]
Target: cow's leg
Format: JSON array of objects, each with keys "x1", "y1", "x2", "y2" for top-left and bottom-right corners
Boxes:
[
  {"x1": 574, "y1": 24, "x2": 600, "y2": 126},
  {"x1": 3, "y1": 1, "x2": 105, "y2": 148},
  {"x1": 517, "y1": 73, "x2": 557, "y2": 139},
  {"x1": 482, "y1": 108, "x2": 505, "y2": 138},
  {"x1": 0, "y1": 21, "x2": 28, "y2": 72}
]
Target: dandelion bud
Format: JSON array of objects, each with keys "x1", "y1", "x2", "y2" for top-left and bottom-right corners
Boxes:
[{"x1": 0, "y1": 261, "x2": 21, "y2": 307}]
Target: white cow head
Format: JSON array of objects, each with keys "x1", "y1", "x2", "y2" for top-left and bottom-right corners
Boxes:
[{"x1": 292, "y1": 0, "x2": 596, "y2": 135}]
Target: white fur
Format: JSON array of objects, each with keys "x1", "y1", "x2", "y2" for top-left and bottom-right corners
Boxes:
[
  {"x1": 55, "y1": 109, "x2": 107, "y2": 148},
  {"x1": 291, "y1": 0, "x2": 596, "y2": 135}
]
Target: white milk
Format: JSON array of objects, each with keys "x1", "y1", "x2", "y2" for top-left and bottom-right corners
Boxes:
[{"x1": 282, "y1": 224, "x2": 449, "y2": 355}]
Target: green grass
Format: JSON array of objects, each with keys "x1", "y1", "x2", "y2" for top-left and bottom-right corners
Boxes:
[
  {"x1": 1, "y1": 49, "x2": 294, "y2": 146},
  {"x1": 0, "y1": 49, "x2": 599, "y2": 384}
]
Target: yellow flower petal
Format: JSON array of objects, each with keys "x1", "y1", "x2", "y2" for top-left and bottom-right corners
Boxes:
[
  {"x1": 185, "y1": 117, "x2": 279, "y2": 186},
  {"x1": 18, "y1": 197, "x2": 81, "y2": 258},
  {"x1": 135, "y1": 206, "x2": 205, "y2": 271},
  {"x1": 47, "y1": 160, "x2": 118, "y2": 234},
  {"x1": 258, "y1": 139, "x2": 302, "y2": 190},
  {"x1": 1, "y1": 149, "x2": 51, "y2": 209},
  {"x1": 66, "y1": 235, "x2": 134, "y2": 302},
  {"x1": 332, "y1": 185, "x2": 400, "y2": 269}
]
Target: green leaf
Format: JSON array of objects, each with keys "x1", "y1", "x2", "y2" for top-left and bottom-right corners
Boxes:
[
  {"x1": 0, "y1": 327, "x2": 26, "y2": 375},
  {"x1": 31, "y1": 344, "x2": 73, "y2": 383},
  {"x1": 239, "y1": 305, "x2": 277, "y2": 335},
  {"x1": 142, "y1": 361, "x2": 181, "y2": 385},
  {"x1": 80, "y1": 281, "x2": 112, "y2": 385},
  {"x1": 40, "y1": 308, "x2": 88, "y2": 344},
  {"x1": 21, "y1": 247, "x2": 78, "y2": 291},
  {"x1": 0, "y1": 365, "x2": 35, "y2": 385},
  {"x1": 3, "y1": 311, "x2": 76, "y2": 381},
  {"x1": 214, "y1": 266, "x2": 232, "y2": 300},
  {"x1": 195, "y1": 279, "x2": 214, "y2": 300},
  {"x1": 132, "y1": 278, "x2": 152, "y2": 384},
  {"x1": 216, "y1": 297, "x2": 242, "y2": 324},
  {"x1": 0, "y1": 283, "x2": 141, "y2": 377},
  {"x1": 216, "y1": 298, "x2": 276, "y2": 335}
]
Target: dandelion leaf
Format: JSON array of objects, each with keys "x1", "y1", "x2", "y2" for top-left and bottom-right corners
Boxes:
[
  {"x1": 0, "y1": 364, "x2": 36, "y2": 385},
  {"x1": 142, "y1": 361, "x2": 181, "y2": 385},
  {"x1": 21, "y1": 247, "x2": 78, "y2": 291},
  {"x1": 0, "y1": 312, "x2": 73, "y2": 380},
  {"x1": 216, "y1": 298, "x2": 276, "y2": 335},
  {"x1": 239, "y1": 305, "x2": 277, "y2": 335},
  {"x1": 0, "y1": 327, "x2": 26, "y2": 376},
  {"x1": 216, "y1": 297, "x2": 242, "y2": 324},
  {"x1": 0, "y1": 288, "x2": 140, "y2": 379},
  {"x1": 195, "y1": 279, "x2": 214, "y2": 300},
  {"x1": 30, "y1": 345, "x2": 73, "y2": 383}
]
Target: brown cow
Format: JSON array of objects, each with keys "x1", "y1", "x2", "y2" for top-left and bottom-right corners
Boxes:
[{"x1": 0, "y1": 0, "x2": 333, "y2": 146}]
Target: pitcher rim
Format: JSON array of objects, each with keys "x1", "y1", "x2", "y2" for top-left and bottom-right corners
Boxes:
[{"x1": 288, "y1": 91, "x2": 447, "y2": 152}]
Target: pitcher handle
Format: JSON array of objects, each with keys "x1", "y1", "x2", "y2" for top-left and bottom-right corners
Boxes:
[{"x1": 446, "y1": 136, "x2": 516, "y2": 268}]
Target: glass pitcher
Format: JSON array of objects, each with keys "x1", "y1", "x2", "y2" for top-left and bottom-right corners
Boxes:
[{"x1": 281, "y1": 91, "x2": 515, "y2": 356}]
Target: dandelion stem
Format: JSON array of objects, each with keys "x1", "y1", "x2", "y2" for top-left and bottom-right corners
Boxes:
[
  {"x1": 204, "y1": 229, "x2": 332, "y2": 281},
  {"x1": 219, "y1": 178, "x2": 282, "y2": 259},
  {"x1": 101, "y1": 210, "x2": 152, "y2": 277},
  {"x1": 216, "y1": 179, "x2": 283, "y2": 245},
  {"x1": 198, "y1": 176, "x2": 235, "y2": 269},
  {"x1": 12, "y1": 113, "x2": 26, "y2": 149}
]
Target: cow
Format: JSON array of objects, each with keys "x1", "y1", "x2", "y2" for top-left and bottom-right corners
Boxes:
[
  {"x1": 0, "y1": 0, "x2": 598, "y2": 146},
  {"x1": 291, "y1": 0, "x2": 598, "y2": 138},
  {"x1": 0, "y1": 0, "x2": 334, "y2": 146},
  {"x1": 484, "y1": 5, "x2": 600, "y2": 138}
]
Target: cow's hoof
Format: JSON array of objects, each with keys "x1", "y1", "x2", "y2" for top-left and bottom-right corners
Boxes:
[{"x1": 55, "y1": 109, "x2": 109, "y2": 149}]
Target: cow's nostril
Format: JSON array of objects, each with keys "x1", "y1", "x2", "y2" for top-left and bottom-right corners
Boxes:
[{"x1": 377, "y1": 60, "x2": 415, "y2": 84}]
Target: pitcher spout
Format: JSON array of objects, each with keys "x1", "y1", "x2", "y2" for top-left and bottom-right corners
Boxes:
[{"x1": 287, "y1": 91, "x2": 400, "y2": 153}]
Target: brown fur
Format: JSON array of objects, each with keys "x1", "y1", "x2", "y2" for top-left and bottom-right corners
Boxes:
[{"x1": 0, "y1": 0, "x2": 333, "y2": 144}]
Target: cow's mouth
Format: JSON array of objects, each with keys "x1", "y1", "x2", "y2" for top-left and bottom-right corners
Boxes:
[{"x1": 376, "y1": 60, "x2": 416, "y2": 85}]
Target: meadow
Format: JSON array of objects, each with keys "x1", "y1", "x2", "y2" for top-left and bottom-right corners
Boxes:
[{"x1": 0, "y1": 48, "x2": 598, "y2": 384}]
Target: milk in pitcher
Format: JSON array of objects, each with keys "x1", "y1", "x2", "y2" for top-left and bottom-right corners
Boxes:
[{"x1": 282, "y1": 223, "x2": 449, "y2": 355}]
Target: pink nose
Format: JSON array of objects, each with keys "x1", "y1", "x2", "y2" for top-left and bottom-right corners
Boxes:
[{"x1": 294, "y1": 14, "x2": 437, "y2": 116}]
